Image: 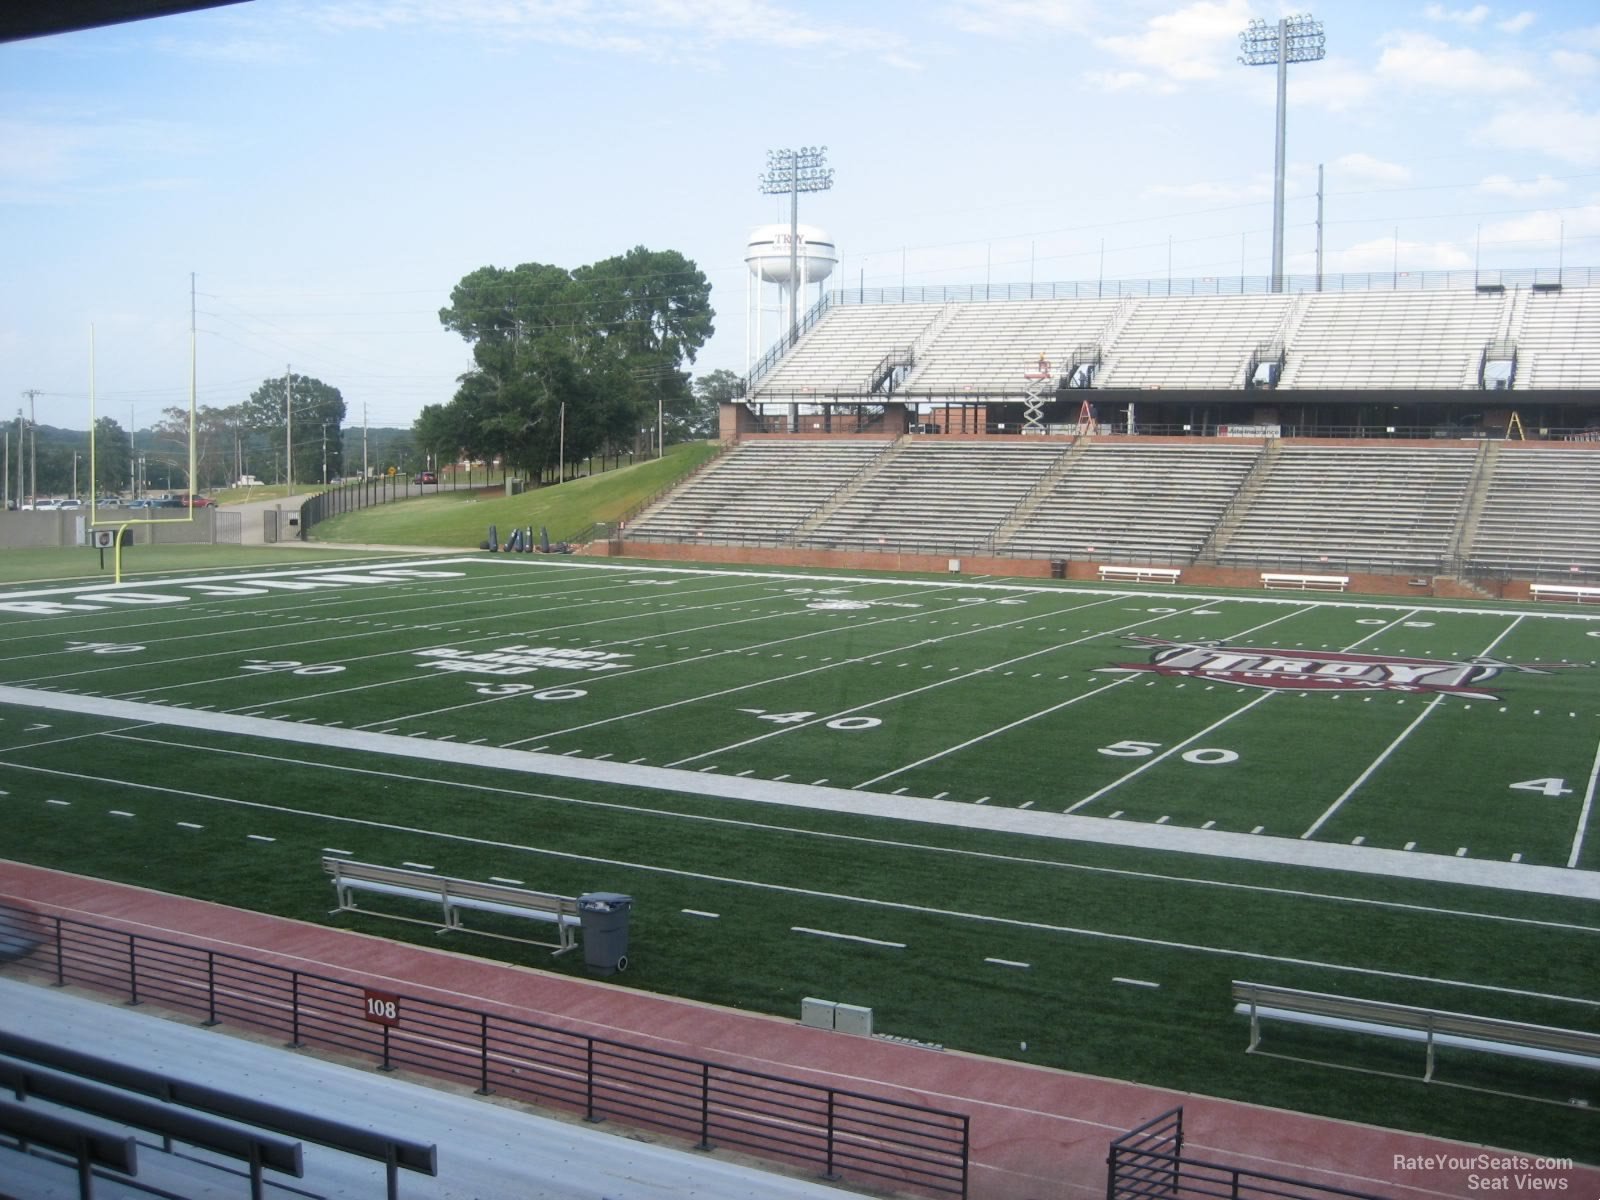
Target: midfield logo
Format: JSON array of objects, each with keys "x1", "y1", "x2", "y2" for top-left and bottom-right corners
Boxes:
[{"x1": 1103, "y1": 636, "x2": 1555, "y2": 701}]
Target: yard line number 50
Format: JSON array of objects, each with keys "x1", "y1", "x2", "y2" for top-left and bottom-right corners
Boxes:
[{"x1": 1098, "y1": 739, "x2": 1239, "y2": 765}]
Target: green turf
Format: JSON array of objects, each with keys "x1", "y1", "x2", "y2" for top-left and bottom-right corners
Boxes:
[{"x1": 1, "y1": 555, "x2": 1596, "y2": 1163}]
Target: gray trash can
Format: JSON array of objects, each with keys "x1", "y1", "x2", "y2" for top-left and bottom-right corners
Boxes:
[{"x1": 577, "y1": 892, "x2": 633, "y2": 976}]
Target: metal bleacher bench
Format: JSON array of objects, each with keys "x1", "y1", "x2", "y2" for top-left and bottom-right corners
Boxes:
[
  {"x1": 1530, "y1": 583, "x2": 1600, "y2": 604},
  {"x1": 323, "y1": 857, "x2": 579, "y2": 954},
  {"x1": 1232, "y1": 981, "x2": 1600, "y2": 1087},
  {"x1": 1097, "y1": 565, "x2": 1182, "y2": 584},
  {"x1": 1260, "y1": 572, "x2": 1350, "y2": 591}
]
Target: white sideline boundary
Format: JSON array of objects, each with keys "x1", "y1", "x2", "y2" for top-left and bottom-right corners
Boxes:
[{"x1": 1, "y1": 685, "x2": 1594, "y2": 902}]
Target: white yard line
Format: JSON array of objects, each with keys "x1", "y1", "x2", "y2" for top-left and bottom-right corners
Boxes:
[
  {"x1": 1568, "y1": 733, "x2": 1600, "y2": 870},
  {"x1": 1300, "y1": 694, "x2": 1449, "y2": 839},
  {"x1": 83, "y1": 731, "x2": 1600, "y2": 932},
  {"x1": 0, "y1": 685, "x2": 1593, "y2": 901},
  {"x1": 667, "y1": 599, "x2": 1218, "y2": 768},
  {"x1": 1300, "y1": 615, "x2": 1525, "y2": 841},
  {"x1": 5, "y1": 739, "x2": 1592, "y2": 1008},
  {"x1": 854, "y1": 676, "x2": 1140, "y2": 789}
]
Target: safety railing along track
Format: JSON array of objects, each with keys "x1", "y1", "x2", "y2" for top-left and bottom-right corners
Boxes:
[{"x1": 2, "y1": 899, "x2": 969, "y2": 1199}]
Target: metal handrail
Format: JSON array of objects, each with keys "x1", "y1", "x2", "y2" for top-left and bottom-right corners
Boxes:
[
  {"x1": 836, "y1": 266, "x2": 1597, "y2": 308},
  {"x1": 0, "y1": 898, "x2": 971, "y2": 1199}
]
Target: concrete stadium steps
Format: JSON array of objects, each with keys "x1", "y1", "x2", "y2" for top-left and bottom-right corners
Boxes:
[
  {"x1": 1214, "y1": 445, "x2": 1479, "y2": 572},
  {"x1": 1466, "y1": 445, "x2": 1600, "y2": 576},
  {"x1": 1515, "y1": 287, "x2": 1600, "y2": 389},
  {"x1": 1095, "y1": 295, "x2": 1293, "y2": 390},
  {"x1": 751, "y1": 304, "x2": 945, "y2": 397},
  {"x1": 1277, "y1": 290, "x2": 1508, "y2": 390},
  {"x1": 744, "y1": 285, "x2": 1599, "y2": 396},
  {"x1": 895, "y1": 298, "x2": 1121, "y2": 395},
  {"x1": 804, "y1": 440, "x2": 1069, "y2": 550},
  {"x1": 998, "y1": 442, "x2": 1262, "y2": 562},
  {"x1": 625, "y1": 439, "x2": 892, "y2": 543}
]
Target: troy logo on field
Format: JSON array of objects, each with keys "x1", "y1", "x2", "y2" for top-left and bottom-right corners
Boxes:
[{"x1": 1101, "y1": 636, "x2": 1556, "y2": 700}]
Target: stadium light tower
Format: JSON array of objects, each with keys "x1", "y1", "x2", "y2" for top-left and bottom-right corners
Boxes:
[
  {"x1": 758, "y1": 146, "x2": 834, "y2": 341},
  {"x1": 1239, "y1": 14, "x2": 1325, "y2": 293}
]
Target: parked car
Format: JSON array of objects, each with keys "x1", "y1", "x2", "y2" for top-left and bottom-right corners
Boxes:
[
  {"x1": 96, "y1": 496, "x2": 121, "y2": 508},
  {"x1": 58, "y1": 498, "x2": 84, "y2": 511},
  {"x1": 28, "y1": 498, "x2": 64, "y2": 511},
  {"x1": 181, "y1": 495, "x2": 215, "y2": 507},
  {"x1": 123, "y1": 499, "x2": 156, "y2": 509},
  {"x1": 414, "y1": 471, "x2": 438, "y2": 485}
]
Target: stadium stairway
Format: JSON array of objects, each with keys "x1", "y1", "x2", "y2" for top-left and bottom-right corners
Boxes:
[
  {"x1": 789, "y1": 435, "x2": 912, "y2": 538},
  {"x1": 1192, "y1": 440, "x2": 1281, "y2": 565},
  {"x1": 987, "y1": 438, "x2": 1090, "y2": 548}
]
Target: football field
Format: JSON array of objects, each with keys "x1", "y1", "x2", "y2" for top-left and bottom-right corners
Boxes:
[{"x1": 2, "y1": 555, "x2": 1596, "y2": 1160}]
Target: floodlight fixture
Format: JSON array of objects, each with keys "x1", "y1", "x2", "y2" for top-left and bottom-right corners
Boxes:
[
  {"x1": 1239, "y1": 14, "x2": 1325, "y2": 292},
  {"x1": 759, "y1": 146, "x2": 834, "y2": 339}
]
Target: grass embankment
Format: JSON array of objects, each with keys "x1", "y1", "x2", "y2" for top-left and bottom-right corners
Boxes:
[{"x1": 309, "y1": 442, "x2": 720, "y2": 548}]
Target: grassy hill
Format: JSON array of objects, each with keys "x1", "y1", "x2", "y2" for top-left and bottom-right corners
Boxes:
[{"x1": 308, "y1": 441, "x2": 720, "y2": 547}]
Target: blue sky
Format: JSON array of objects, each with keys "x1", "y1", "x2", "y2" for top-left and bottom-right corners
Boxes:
[{"x1": 3, "y1": 0, "x2": 1597, "y2": 433}]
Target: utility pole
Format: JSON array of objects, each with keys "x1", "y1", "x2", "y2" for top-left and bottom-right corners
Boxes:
[
  {"x1": 362, "y1": 402, "x2": 369, "y2": 480},
  {"x1": 21, "y1": 389, "x2": 40, "y2": 505},
  {"x1": 285, "y1": 366, "x2": 293, "y2": 492},
  {"x1": 322, "y1": 423, "x2": 328, "y2": 485},
  {"x1": 129, "y1": 402, "x2": 136, "y2": 499}
]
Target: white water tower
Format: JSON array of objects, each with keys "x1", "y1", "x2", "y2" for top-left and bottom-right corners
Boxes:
[{"x1": 746, "y1": 223, "x2": 838, "y2": 371}]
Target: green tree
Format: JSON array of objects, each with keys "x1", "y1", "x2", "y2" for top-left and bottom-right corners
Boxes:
[
  {"x1": 687, "y1": 368, "x2": 741, "y2": 440},
  {"x1": 91, "y1": 417, "x2": 131, "y2": 495},
  {"x1": 243, "y1": 374, "x2": 348, "y2": 486},
  {"x1": 432, "y1": 247, "x2": 714, "y2": 478}
]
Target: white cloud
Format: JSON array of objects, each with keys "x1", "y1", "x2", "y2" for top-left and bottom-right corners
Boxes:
[
  {"x1": 0, "y1": 114, "x2": 204, "y2": 204},
  {"x1": 299, "y1": 0, "x2": 910, "y2": 63},
  {"x1": 1479, "y1": 204, "x2": 1600, "y2": 251},
  {"x1": 1324, "y1": 236, "x2": 1471, "y2": 274},
  {"x1": 1482, "y1": 104, "x2": 1600, "y2": 166},
  {"x1": 1496, "y1": 11, "x2": 1535, "y2": 34},
  {"x1": 1376, "y1": 31, "x2": 1534, "y2": 92},
  {"x1": 1144, "y1": 177, "x2": 1273, "y2": 204},
  {"x1": 1476, "y1": 173, "x2": 1568, "y2": 197},
  {"x1": 937, "y1": 0, "x2": 1094, "y2": 37},
  {"x1": 1333, "y1": 153, "x2": 1411, "y2": 184},
  {"x1": 1424, "y1": 4, "x2": 1489, "y2": 26},
  {"x1": 1292, "y1": 57, "x2": 1377, "y2": 113},
  {"x1": 1095, "y1": 0, "x2": 1252, "y2": 85},
  {"x1": 1551, "y1": 49, "x2": 1598, "y2": 77},
  {"x1": 1083, "y1": 69, "x2": 1152, "y2": 92}
]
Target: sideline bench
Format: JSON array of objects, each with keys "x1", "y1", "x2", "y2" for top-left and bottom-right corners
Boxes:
[
  {"x1": 1098, "y1": 565, "x2": 1182, "y2": 585},
  {"x1": 1530, "y1": 583, "x2": 1600, "y2": 604},
  {"x1": 323, "y1": 857, "x2": 580, "y2": 954},
  {"x1": 1232, "y1": 980, "x2": 1600, "y2": 1086},
  {"x1": 1260, "y1": 572, "x2": 1349, "y2": 592}
]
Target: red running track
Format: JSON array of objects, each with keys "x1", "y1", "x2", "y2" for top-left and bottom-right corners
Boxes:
[{"x1": 2, "y1": 861, "x2": 1592, "y2": 1200}]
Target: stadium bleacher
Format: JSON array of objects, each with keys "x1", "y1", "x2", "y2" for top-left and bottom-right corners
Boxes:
[
  {"x1": 1213, "y1": 445, "x2": 1478, "y2": 573},
  {"x1": 747, "y1": 283, "x2": 1598, "y2": 401}
]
